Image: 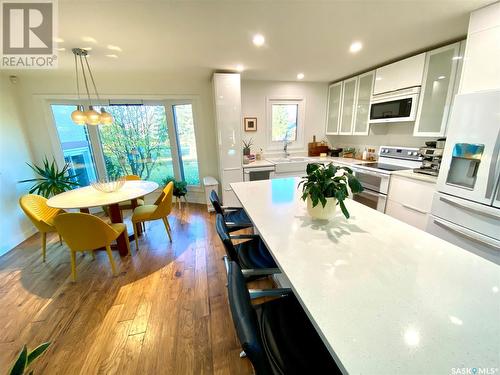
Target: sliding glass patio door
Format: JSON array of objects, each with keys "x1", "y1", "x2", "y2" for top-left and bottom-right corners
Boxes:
[{"x1": 50, "y1": 100, "x2": 200, "y2": 188}]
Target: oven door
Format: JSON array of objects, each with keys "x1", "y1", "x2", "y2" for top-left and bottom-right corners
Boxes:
[
  {"x1": 352, "y1": 168, "x2": 390, "y2": 194},
  {"x1": 352, "y1": 189, "x2": 387, "y2": 212}
]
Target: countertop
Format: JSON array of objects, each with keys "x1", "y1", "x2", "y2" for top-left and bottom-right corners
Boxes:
[
  {"x1": 231, "y1": 178, "x2": 500, "y2": 374},
  {"x1": 242, "y1": 159, "x2": 275, "y2": 168}
]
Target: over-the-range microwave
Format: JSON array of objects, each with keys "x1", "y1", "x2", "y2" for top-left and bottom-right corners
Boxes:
[{"x1": 369, "y1": 87, "x2": 420, "y2": 123}]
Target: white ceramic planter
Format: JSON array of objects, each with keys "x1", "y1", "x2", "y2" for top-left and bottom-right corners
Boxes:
[{"x1": 306, "y1": 196, "x2": 337, "y2": 220}]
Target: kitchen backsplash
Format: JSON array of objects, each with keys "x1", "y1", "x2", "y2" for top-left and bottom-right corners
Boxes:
[{"x1": 326, "y1": 122, "x2": 438, "y2": 155}]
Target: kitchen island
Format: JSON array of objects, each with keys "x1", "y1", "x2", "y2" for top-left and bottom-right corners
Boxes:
[{"x1": 231, "y1": 178, "x2": 500, "y2": 375}]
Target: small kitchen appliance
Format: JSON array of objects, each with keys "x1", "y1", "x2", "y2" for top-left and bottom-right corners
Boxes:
[{"x1": 414, "y1": 147, "x2": 444, "y2": 176}]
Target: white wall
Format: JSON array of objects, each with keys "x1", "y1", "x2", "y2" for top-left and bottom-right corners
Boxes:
[
  {"x1": 326, "y1": 122, "x2": 437, "y2": 155},
  {"x1": 241, "y1": 80, "x2": 328, "y2": 156},
  {"x1": 0, "y1": 74, "x2": 37, "y2": 255},
  {"x1": 13, "y1": 70, "x2": 219, "y2": 203},
  {"x1": 459, "y1": 2, "x2": 500, "y2": 93}
]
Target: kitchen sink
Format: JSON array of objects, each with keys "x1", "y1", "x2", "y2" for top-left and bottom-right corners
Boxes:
[
  {"x1": 266, "y1": 156, "x2": 310, "y2": 163},
  {"x1": 266, "y1": 157, "x2": 312, "y2": 173}
]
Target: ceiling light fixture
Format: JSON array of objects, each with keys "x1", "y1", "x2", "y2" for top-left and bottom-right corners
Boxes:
[
  {"x1": 236, "y1": 64, "x2": 244, "y2": 72},
  {"x1": 106, "y1": 54, "x2": 119, "y2": 59},
  {"x1": 252, "y1": 34, "x2": 265, "y2": 47},
  {"x1": 54, "y1": 37, "x2": 64, "y2": 43},
  {"x1": 107, "y1": 44, "x2": 122, "y2": 52},
  {"x1": 82, "y1": 36, "x2": 98, "y2": 43},
  {"x1": 297, "y1": 73, "x2": 304, "y2": 80},
  {"x1": 438, "y1": 75, "x2": 446, "y2": 80},
  {"x1": 349, "y1": 41, "x2": 363, "y2": 53},
  {"x1": 71, "y1": 48, "x2": 113, "y2": 126}
]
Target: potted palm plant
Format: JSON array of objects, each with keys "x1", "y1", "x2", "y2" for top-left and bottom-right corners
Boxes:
[
  {"x1": 298, "y1": 163, "x2": 363, "y2": 220},
  {"x1": 18, "y1": 157, "x2": 80, "y2": 198}
]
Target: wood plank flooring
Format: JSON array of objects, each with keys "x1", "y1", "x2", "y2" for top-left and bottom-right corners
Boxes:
[{"x1": 0, "y1": 204, "x2": 260, "y2": 374}]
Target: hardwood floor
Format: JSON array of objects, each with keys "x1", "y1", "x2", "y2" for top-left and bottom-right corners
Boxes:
[{"x1": 0, "y1": 204, "x2": 259, "y2": 374}]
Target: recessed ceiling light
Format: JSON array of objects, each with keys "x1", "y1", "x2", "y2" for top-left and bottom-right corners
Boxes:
[
  {"x1": 106, "y1": 54, "x2": 118, "y2": 59},
  {"x1": 376, "y1": 77, "x2": 382, "y2": 81},
  {"x1": 235, "y1": 64, "x2": 244, "y2": 72},
  {"x1": 82, "y1": 36, "x2": 97, "y2": 43},
  {"x1": 57, "y1": 47, "x2": 66, "y2": 51},
  {"x1": 349, "y1": 41, "x2": 363, "y2": 53},
  {"x1": 438, "y1": 75, "x2": 446, "y2": 80},
  {"x1": 107, "y1": 44, "x2": 122, "y2": 52},
  {"x1": 54, "y1": 37, "x2": 64, "y2": 43},
  {"x1": 252, "y1": 34, "x2": 265, "y2": 47},
  {"x1": 297, "y1": 73, "x2": 304, "y2": 80},
  {"x1": 82, "y1": 47, "x2": 92, "y2": 51}
]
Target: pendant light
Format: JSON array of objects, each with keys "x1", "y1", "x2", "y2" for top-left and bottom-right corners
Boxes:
[{"x1": 70, "y1": 48, "x2": 113, "y2": 126}]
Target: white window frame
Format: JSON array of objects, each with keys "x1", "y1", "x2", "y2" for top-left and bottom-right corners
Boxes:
[
  {"x1": 43, "y1": 95, "x2": 203, "y2": 189},
  {"x1": 266, "y1": 97, "x2": 305, "y2": 151}
]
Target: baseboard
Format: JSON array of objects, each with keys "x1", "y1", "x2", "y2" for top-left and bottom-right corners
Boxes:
[{"x1": 0, "y1": 226, "x2": 37, "y2": 257}]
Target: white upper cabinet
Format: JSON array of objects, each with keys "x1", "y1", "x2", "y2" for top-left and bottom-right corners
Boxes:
[
  {"x1": 374, "y1": 53, "x2": 425, "y2": 95},
  {"x1": 353, "y1": 71, "x2": 375, "y2": 135},
  {"x1": 413, "y1": 42, "x2": 462, "y2": 137},
  {"x1": 325, "y1": 82, "x2": 342, "y2": 135},
  {"x1": 339, "y1": 77, "x2": 358, "y2": 135}
]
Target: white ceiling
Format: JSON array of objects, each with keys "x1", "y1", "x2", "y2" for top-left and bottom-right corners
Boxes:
[{"x1": 17, "y1": 0, "x2": 496, "y2": 82}]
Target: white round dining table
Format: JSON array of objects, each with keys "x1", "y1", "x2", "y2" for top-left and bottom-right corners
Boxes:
[{"x1": 47, "y1": 180, "x2": 159, "y2": 256}]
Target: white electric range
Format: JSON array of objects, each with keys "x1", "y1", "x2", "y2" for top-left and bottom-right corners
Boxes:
[{"x1": 349, "y1": 146, "x2": 422, "y2": 212}]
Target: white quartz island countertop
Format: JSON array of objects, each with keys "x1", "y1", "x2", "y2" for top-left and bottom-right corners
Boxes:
[{"x1": 231, "y1": 178, "x2": 500, "y2": 375}]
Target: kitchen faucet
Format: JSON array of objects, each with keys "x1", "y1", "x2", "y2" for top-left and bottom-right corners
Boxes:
[{"x1": 283, "y1": 139, "x2": 291, "y2": 158}]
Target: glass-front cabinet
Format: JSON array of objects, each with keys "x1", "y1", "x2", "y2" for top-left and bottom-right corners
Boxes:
[
  {"x1": 325, "y1": 82, "x2": 342, "y2": 135},
  {"x1": 414, "y1": 41, "x2": 464, "y2": 137},
  {"x1": 353, "y1": 71, "x2": 375, "y2": 135},
  {"x1": 339, "y1": 77, "x2": 358, "y2": 135}
]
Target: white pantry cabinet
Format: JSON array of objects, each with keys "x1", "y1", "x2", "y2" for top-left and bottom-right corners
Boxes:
[
  {"x1": 373, "y1": 53, "x2": 425, "y2": 95},
  {"x1": 325, "y1": 82, "x2": 342, "y2": 135},
  {"x1": 386, "y1": 174, "x2": 436, "y2": 231},
  {"x1": 339, "y1": 77, "x2": 358, "y2": 135},
  {"x1": 413, "y1": 42, "x2": 463, "y2": 137},
  {"x1": 352, "y1": 71, "x2": 375, "y2": 135},
  {"x1": 212, "y1": 73, "x2": 243, "y2": 207}
]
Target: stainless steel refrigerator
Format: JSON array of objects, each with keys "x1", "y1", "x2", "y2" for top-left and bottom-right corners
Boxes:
[{"x1": 427, "y1": 90, "x2": 500, "y2": 264}]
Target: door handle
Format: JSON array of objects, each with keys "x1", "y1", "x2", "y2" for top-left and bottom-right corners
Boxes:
[
  {"x1": 433, "y1": 217, "x2": 500, "y2": 249},
  {"x1": 402, "y1": 203, "x2": 427, "y2": 214},
  {"x1": 485, "y1": 129, "x2": 500, "y2": 199},
  {"x1": 439, "y1": 195, "x2": 500, "y2": 220}
]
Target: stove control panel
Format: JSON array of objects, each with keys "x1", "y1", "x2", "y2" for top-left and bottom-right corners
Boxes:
[{"x1": 378, "y1": 146, "x2": 422, "y2": 161}]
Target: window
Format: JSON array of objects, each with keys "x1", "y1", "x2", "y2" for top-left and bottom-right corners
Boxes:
[
  {"x1": 172, "y1": 104, "x2": 200, "y2": 185},
  {"x1": 266, "y1": 98, "x2": 305, "y2": 150},
  {"x1": 49, "y1": 100, "x2": 201, "y2": 188},
  {"x1": 271, "y1": 103, "x2": 298, "y2": 141},
  {"x1": 99, "y1": 105, "x2": 175, "y2": 185},
  {"x1": 51, "y1": 104, "x2": 97, "y2": 186}
]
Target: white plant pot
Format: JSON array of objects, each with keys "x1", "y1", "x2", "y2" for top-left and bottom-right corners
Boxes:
[{"x1": 306, "y1": 196, "x2": 337, "y2": 220}]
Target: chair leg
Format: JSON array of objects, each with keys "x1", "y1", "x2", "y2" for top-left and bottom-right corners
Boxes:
[
  {"x1": 105, "y1": 245, "x2": 117, "y2": 276},
  {"x1": 58, "y1": 233, "x2": 63, "y2": 246},
  {"x1": 132, "y1": 221, "x2": 140, "y2": 251},
  {"x1": 162, "y1": 217, "x2": 172, "y2": 242},
  {"x1": 124, "y1": 231, "x2": 131, "y2": 256},
  {"x1": 41, "y1": 232, "x2": 47, "y2": 262},
  {"x1": 70, "y1": 250, "x2": 77, "y2": 282}
]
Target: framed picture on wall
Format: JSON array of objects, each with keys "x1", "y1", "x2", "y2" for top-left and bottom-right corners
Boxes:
[{"x1": 244, "y1": 117, "x2": 257, "y2": 132}]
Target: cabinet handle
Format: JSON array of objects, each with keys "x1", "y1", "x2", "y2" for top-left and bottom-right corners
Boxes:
[{"x1": 402, "y1": 203, "x2": 427, "y2": 214}]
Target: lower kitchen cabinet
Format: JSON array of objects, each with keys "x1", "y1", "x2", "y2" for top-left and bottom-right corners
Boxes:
[{"x1": 386, "y1": 174, "x2": 436, "y2": 230}]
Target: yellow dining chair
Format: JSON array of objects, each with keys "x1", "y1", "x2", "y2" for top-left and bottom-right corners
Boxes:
[
  {"x1": 19, "y1": 194, "x2": 63, "y2": 262},
  {"x1": 53, "y1": 213, "x2": 131, "y2": 281},
  {"x1": 131, "y1": 181, "x2": 174, "y2": 251}
]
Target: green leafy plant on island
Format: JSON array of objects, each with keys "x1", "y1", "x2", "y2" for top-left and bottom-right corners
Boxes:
[
  {"x1": 298, "y1": 163, "x2": 363, "y2": 219},
  {"x1": 162, "y1": 176, "x2": 188, "y2": 198},
  {"x1": 8, "y1": 342, "x2": 50, "y2": 375},
  {"x1": 18, "y1": 157, "x2": 80, "y2": 198}
]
